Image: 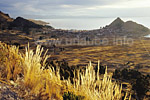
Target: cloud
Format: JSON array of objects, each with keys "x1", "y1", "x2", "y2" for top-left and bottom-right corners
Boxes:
[
  {"x1": 0, "y1": 0, "x2": 150, "y2": 18},
  {"x1": 12, "y1": 2, "x2": 43, "y2": 13},
  {"x1": 102, "y1": 0, "x2": 150, "y2": 8}
]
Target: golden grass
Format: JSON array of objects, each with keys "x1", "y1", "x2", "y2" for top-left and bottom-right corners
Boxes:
[
  {"x1": 66, "y1": 61, "x2": 123, "y2": 100},
  {"x1": 0, "y1": 42, "x2": 22, "y2": 81},
  {"x1": 0, "y1": 42, "x2": 129, "y2": 100},
  {"x1": 23, "y1": 44, "x2": 63, "y2": 99},
  {"x1": 23, "y1": 44, "x2": 46, "y2": 93}
]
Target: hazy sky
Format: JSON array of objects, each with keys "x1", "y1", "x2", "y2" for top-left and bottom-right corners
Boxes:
[{"x1": 0, "y1": 0, "x2": 150, "y2": 19}]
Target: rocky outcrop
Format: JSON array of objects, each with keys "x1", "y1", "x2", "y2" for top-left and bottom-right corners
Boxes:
[{"x1": 0, "y1": 11, "x2": 13, "y2": 30}]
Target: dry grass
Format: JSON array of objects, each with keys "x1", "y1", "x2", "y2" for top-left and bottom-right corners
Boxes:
[
  {"x1": 0, "y1": 42, "x2": 22, "y2": 81},
  {"x1": 23, "y1": 44, "x2": 63, "y2": 99},
  {"x1": 0, "y1": 42, "x2": 129, "y2": 100},
  {"x1": 23, "y1": 44, "x2": 46, "y2": 94},
  {"x1": 66, "y1": 61, "x2": 123, "y2": 100},
  {"x1": 55, "y1": 39, "x2": 150, "y2": 74}
]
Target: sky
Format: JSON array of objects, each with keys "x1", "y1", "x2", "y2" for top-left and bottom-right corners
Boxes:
[{"x1": 0, "y1": 0, "x2": 150, "y2": 19}]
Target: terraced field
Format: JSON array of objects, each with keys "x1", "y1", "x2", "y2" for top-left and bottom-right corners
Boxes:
[{"x1": 52, "y1": 38, "x2": 150, "y2": 74}]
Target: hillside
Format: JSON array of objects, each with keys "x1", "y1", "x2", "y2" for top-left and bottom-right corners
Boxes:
[
  {"x1": 10, "y1": 17, "x2": 42, "y2": 29},
  {"x1": 0, "y1": 11, "x2": 13, "y2": 22},
  {"x1": 123, "y1": 21, "x2": 150, "y2": 34},
  {"x1": 108, "y1": 17, "x2": 150, "y2": 37},
  {"x1": 0, "y1": 11, "x2": 13, "y2": 30}
]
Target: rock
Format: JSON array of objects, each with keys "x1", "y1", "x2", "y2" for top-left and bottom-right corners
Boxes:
[{"x1": 0, "y1": 82, "x2": 22, "y2": 100}]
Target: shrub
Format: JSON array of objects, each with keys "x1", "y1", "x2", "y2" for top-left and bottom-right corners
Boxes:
[
  {"x1": 113, "y1": 68, "x2": 150, "y2": 99},
  {"x1": 133, "y1": 77, "x2": 149, "y2": 99}
]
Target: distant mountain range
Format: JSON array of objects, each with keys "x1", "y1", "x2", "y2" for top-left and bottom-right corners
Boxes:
[{"x1": 0, "y1": 11, "x2": 150, "y2": 38}]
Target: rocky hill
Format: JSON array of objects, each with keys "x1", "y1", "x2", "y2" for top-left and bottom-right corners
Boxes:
[
  {"x1": 108, "y1": 17, "x2": 150, "y2": 37},
  {"x1": 91, "y1": 17, "x2": 150, "y2": 38},
  {"x1": 0, "y1": 11, "x2": 42, "y2": 31},
  {"x1": 0, "y1": 11, "x2": 54, "y2": 35},
  {"x1": 0, "y1": 11, "x2": 13, "y2": 22},
  {"x1": 0, "y1": 11, "x2": 13, "y2": 30},
  {"x1": 10, "y1": 17, "x2": 42, "y2": 30}
]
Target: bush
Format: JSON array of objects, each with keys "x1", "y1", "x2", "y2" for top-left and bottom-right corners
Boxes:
[
  {"x1": 46, "y1": 60, "x2": 74, "y2": 81},
  {"x1": 133, "y1": 77, "x2": 149, "y2": 99},
  {"x1": 113, "y1": 68, "x2": 150, "y2": 99}
]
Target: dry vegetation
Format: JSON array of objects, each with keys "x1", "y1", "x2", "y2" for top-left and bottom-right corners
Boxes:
[
  {"x1": 0, "y1": 42, "x2": 22, "y2": 81},
  {"x1": 0, "y1": 42, "x2": 129, "y2": 100},
  {"x1": 54, "y1": 39, "x2": 150, "y2": 74}
]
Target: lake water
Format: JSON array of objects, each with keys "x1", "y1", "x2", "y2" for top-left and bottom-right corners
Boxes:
[
  {"x1": 144, "y1": 34, "x2": 150, "y2": 38},
  {"x1": 37, "y1": 17, "x2": 150, "y2": 30}
]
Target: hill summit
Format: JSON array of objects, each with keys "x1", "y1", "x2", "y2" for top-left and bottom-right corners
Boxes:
[{"x1": 109, "y1": 17, "x2": 124, "y2": 28}]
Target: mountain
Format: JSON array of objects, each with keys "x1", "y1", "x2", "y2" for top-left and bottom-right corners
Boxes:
[
  {"x1": 0, "y1": 11, "x2": 13, "y2": 30},
  {"x1": 10, "y1": 17, "x2": 42, "y2": 29},
  {"x1": 0, "y1": 11, "x2": 42, "y2": 31},
  {"x1": 0, "y1": 11, "x2": 53, "y2": 32},
  {"x1": 107, "y1": 17, "x2": 150, "y2": 37},
  {"x1": 10, "y1": 17, "x2": 53, "y2": 32}
]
